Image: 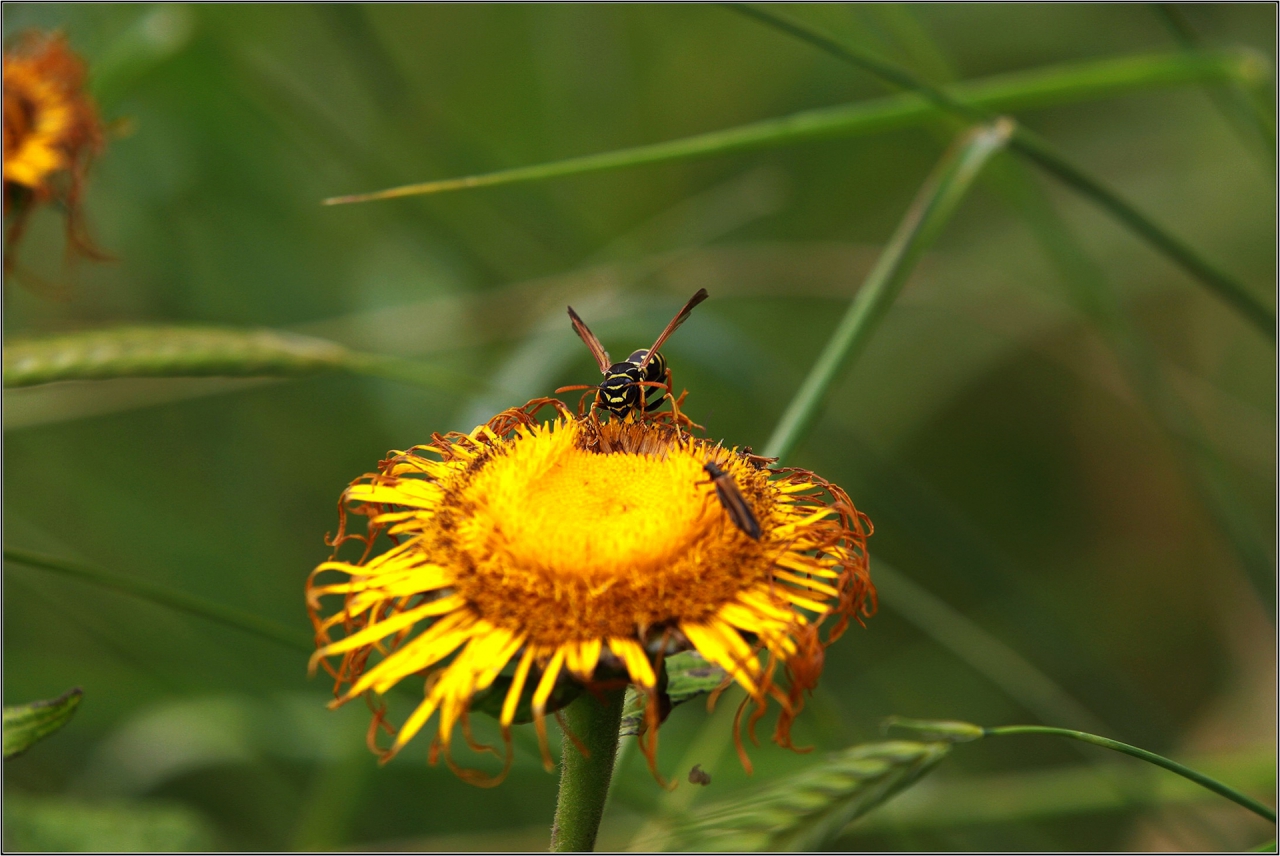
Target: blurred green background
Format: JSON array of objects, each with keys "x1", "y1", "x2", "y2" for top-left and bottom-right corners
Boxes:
[{"x1": 3, "y1": 3, "x2": 1275, "y2": 851}]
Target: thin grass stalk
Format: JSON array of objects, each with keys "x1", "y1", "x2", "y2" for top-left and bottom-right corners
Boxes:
[
  {"x1": 992, "y1": 148, "x2": 1276, "y2": 616},
  {"x1": 884, "y1": 6, "x2": 1275, "y2": 623},
  {"x1": 763, "y1": 118, "x2": 1013, "y2": 461},
  {"x1": 982, "y1": 725, "x2": 1277, "y2": 824},
  {"x1": 4, "y1": 546, "x2": 312, "y2": 653},
  {"x1": 628, "y1": 123, "x2": 1013, "y2": 849},
  {"x1": 872, "y1": 561, "x2": 1107, "y2": 733},
  {"x1": 323, "y1": 49, "x2": 1246, "y2": 206},
  {"x1": 726, "y1": 3, "x2": 1275, "y2": 341},
  {"x1": 835, "y1": 744, "x2": 1273, "y2": 836},
  {"x1": 1154, "y1": 3, "x2": 1276, "y2": 161}
]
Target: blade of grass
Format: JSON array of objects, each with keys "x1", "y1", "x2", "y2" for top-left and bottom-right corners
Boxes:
[
  {"x1": 324, "y1": 48, "x2": 1247, "y2": 205},
  {"x1": 993, "y1": 142, "x2": 1276, "y2": 616},
  {"x1": 4, "y1": 546, "x2": 313, "y2": 654},
  {"x1": 838, "y1": 744, "x2": 1275, "y2": 835},
  {"x1": 764, "y1": 118, "x2": 1014, "y2": 461},
  {"x1": 1154, "y1": 4, "x2": 1276, "y2": 161},
  {"x1": 628, "y1": 122, "x2": 1021, "y2": 850},
  {"x1": 886, "y1": 717, "x2": 1277, "y2": 824},
  {"x1": 873, "y1": 561, "x2": 1108, "y2": 734},
  {"x1": 727, "y1": 3, "x2": 1275, "y2": 340},
  {"x1": 2, "y1": 326, "x2": 486, "y2": 394},
  {"x1": 885, "y1": 1, "x2": 1275, "y2": 651}
]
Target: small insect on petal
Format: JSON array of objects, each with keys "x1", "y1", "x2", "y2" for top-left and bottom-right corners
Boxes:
[
  {"x1": 688, "y1": 763, "x2": 712, "y2": 785},
  {"x1": 703, "y1": 461, "x2": 761, "y2": 540}
]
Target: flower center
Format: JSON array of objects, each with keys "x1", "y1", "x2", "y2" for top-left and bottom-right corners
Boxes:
[{"x1": 443, "y1": 421, "x2": 766, "y2": 642}]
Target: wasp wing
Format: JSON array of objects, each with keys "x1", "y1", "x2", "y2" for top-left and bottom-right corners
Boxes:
[
  {"x1": 567, "y1": 305, "x2": 612, "y2": 374},
  {"x1": 638, "y1": 288, "x2": 708, "y2": 371}
]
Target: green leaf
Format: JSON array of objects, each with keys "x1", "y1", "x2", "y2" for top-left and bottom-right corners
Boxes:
[
  {"x1": 3, "y1": 687, "x2": 83, "y2": 759},
  {"x1": 619, "y1": 650, "x2": 728, "y2": 737},
  {"x1": 643, "y1": 740, "x2": 951, "y2": 851}
]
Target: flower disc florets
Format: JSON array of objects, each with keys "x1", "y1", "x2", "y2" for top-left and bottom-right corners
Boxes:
[{"x1": 307, "y1": 397, "x2": 873, "y2": 785}]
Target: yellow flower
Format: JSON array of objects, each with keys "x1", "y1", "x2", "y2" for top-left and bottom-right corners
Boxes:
[
  {"x1": 3, "y1": 31, "x2": 106, "y2": 277},
  {"x1": 306, "y1": 398, "x2": 874, "y2": 785}
]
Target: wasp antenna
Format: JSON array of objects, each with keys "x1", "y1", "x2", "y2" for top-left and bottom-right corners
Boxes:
[
  {"x1": 567, "y1": 305, "x2": 612, "y2": 374},
  {"x1": 638, "y1": 289, "x2": 708, "y2": 371}
]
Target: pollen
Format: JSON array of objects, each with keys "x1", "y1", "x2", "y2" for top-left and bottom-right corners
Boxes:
[{"x1": 307, "y1": 398, "x2": 873, "y2": 786}]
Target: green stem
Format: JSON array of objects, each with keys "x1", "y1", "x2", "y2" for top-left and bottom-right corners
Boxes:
[
  {"x1": 324, "y1": 49, "x2": 1242, "y2": 206},
  {"x1": 727, "y1": 3, "x2": 1275, "y2": 341},
  {"x1": 1154, "y1": 4, "x2": 1276, "y2": 160},
  {"x1": 1, "y1": 326, "x2": 484, "y2": 394},
  {"x1": 983, "y1": 725, "x2": 1277, "y2": 824},
  {"x1": 4, "y1": 546, "x2": 313, "y2": 654},
  {"x1": 550, "y1": 687, "x2": 628, "y2": 852},
  {"x1": 763, "y1": 118, "x2": 1012, "y2": 462}
]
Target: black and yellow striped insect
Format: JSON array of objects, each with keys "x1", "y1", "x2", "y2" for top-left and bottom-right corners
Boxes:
[
  {"x1": 557, "y1": 288, "x2": 708, "y2": 418},
  {"x1": 702, "y1": 461, "x2": 761, "y2": 540}
]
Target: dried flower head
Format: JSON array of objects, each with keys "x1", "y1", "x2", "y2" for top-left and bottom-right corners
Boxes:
[
  {"x1": 3, "y1": 32, "x2": 106, "y2": 278},
  {"x1": 307, "y1": 398, "x2": 873, "y2": 786}
]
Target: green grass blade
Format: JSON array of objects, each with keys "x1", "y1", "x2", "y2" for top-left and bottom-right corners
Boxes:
[
  {"x1": 888, "y1": 718, "x2": 1277, "y2": 824},
  {"x1": 638, "y1": 741, "x2": 951, "y2": 851},
  {"x1": 727, "y1": 3, "x2": 1275, "y2": 340},
  {"x1": 1154, "y1": 4, "x2": 1276, "y2": 159},
  {"x1": 840, "y1": 744, "x2": 1275, "y2": 834},
  {"x1": 1006, "y1": 127, "x2": 1275, "y2": 338},
  {"x1": 3, "y1": 688, "x2": 83, "y2": 759},
  {"x1": 993, "y1": 141, "x2": 1276, "y2": 616},
  {"x1": 2, "y1": 326, "x2": 481, "y2": 393},
  {"x1": 875, "y1": 564, "x2": 1109, "y2": 733},
  {"x1": 987, "y1": 725, "x2": 1278, "y2": 824},
  {"x1": 323, "y1": 49, "x2": 1245, "y2": 206},
  {"x1": 763, "y1": 118, "x2": 1013, "y2": 462},
  {"x1": 4, "y1": 547, "x2": 312, "y2": 654}
]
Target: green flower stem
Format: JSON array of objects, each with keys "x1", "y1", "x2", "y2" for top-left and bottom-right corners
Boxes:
[
  {"x1": 4, "y1": 546, "x2": 312, "y2": 654},
  {"x1": 763, "y1": 118, "x2": 1013, "y2": 462},
  {"x1": 982, "y1": 724, "x2": 1276, "y2": 824},
  {"x1": 727, "y1": 3, "x2": 1275, "y2": 341},
  {"x1": 550, "y1": 686, "x2": 628, "y2": 852},
  {"x1": 324, "y1": 49, "x2": 1242, "y2": 206}
]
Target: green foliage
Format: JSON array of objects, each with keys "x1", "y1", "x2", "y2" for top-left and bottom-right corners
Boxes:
[
  {"x1": 3, "y1": 793, "x2": 216, "y2": 852},
  {"x1": 619, "y1": 650, "x2": 729, "y2": 738},
  {"x1": 323, "y1": 50, "x2": 1254, "y2": 204},
  {"x1": 3, "y1": 688, "x2": 83, "y2": 759},
  {"x1": 3, "y1": 4, "x2": 1274, "y2": 851},
  {"x1": 638, "y1": 740, "x2": 951, "y2": 851}
]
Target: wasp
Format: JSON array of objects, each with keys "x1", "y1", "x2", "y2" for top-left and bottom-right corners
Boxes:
[
  {"x1": 702, "y1": 461, "x2": 761, "y2": 540},
  {"x1": 557, "y1": 288, "x2": 708, "y2": 418}
]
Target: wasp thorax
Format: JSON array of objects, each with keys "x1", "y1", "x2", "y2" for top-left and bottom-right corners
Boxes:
[
  {"x1": 600, "y1": 363, "x2": 644, "y2": 415},
  {"x1": 626, "y1": 349, "x2": 667, "y2": 384}
]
